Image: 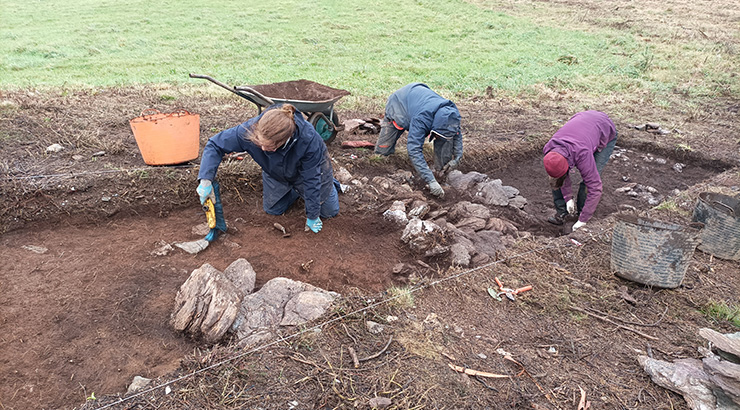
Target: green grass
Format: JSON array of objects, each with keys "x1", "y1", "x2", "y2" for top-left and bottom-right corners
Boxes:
[
  {"x1": 386, "y1": 286, "x2": 415, "y2": 309},
  {"x1": 701, "y1": 300, "x2": 740, "y2": 328},
  {"x1": 1, "y1": 0, "x2": 645, "y2": 97}
]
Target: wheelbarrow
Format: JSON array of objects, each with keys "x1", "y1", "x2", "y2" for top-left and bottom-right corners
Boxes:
[{"x1": 189, "y1": 73, "x2": 350, "y2": 144}]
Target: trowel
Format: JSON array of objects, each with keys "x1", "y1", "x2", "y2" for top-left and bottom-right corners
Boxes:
[{"x1": 273, "y1": 222, "x2": 291, "y2": 238}]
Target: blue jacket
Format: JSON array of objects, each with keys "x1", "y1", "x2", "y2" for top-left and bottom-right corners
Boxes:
[
  {"x1": 385, "y1": 83, "x2": 463, "y2": 183},
  {"x1": 198, "y1": 105, "x2": 334, "y2": 219}
]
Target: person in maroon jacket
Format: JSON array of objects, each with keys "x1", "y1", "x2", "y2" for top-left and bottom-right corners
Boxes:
[{"x1": 543, "y1": 111, "x2": 617, "y2": 231}]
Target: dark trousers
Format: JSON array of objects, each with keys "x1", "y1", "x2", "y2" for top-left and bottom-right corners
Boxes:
[{"x1": 552, "y1": 136, "x2": 617, "y2": 215}]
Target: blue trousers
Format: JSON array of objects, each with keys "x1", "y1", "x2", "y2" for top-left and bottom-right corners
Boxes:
[{"x1": 264, "y1": 178, "x2": 340, "y2": 218}]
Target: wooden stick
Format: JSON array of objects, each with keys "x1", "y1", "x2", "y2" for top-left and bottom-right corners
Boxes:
[
  {"x1": 570, "y1": 306, "x2": 658, "y2": 340},
  {"x1": 348, "y1": 346, "x2": 360, "y2": 368},
  {"x1": 359, "y1": 336, "x2": 393, "y2": 362},
  {"x1": 585, "y1": 306, "x2": 668, "y2": 327},
  {"x1": 447, "y1": 363, "x2": 510, "y2": 379}
]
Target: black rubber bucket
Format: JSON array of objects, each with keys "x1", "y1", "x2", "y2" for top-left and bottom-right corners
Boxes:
[
  {"x1": 692, "y1": 192, "x2": 740, "y2": 261},
  {"x1": 611, "y1": 215, "x2": 702, "y2": 288}
]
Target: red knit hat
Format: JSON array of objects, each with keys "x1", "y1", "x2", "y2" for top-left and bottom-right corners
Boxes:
[{"x1": 543, "y1": 151, "x2": 568, "y2": 178}]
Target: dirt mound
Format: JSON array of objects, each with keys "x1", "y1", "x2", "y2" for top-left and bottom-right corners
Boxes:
[{"x1": 246, "y1": 79, "x2": 351, "y2": 102}]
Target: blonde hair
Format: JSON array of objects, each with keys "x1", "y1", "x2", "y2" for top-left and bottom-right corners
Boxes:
[{"x1": 250, "y1": 104, "x2": 297, "y2": 147}]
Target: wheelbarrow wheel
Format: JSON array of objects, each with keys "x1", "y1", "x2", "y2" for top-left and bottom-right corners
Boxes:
[{"x1": 308, "y1": 112, "x2": 339, "y2": 145}]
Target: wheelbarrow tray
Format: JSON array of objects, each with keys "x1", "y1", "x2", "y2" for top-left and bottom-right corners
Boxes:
[{"x1": 235, "y1": 79, "x2": 350, "y2": 114}]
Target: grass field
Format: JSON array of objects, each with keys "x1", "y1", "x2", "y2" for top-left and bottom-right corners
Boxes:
[{"x1": 2, "y1": 0, "x2": 659, "y2": 97}]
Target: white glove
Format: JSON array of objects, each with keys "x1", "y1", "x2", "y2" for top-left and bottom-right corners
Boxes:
[
  {"x1": 566, "y1": 199, "x2": 576, "y2": 215},
  {"x1": 428, "y1": 180, "x2": 444, "y2": 197},
  {"x1": 572, "y1": 220, "x2": 586, "y2": 231}
]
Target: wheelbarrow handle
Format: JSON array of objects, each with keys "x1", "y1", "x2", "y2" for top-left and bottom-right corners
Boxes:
[
  {"x1": 189, "y1": 73, "x2": 272, "y2": 109},
  {"x1": 234, "y1": 86, "x2": 274, "y2": 106},
  {"x1": 189, "y1": 73, "x2": 237, "y2": 94}
]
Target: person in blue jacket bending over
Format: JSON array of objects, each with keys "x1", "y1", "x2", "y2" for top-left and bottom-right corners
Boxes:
[
  {"x1": 197, "y1": 104, "x2": 340, "y2": 240},
  {"x1": 374, "y1": 83, "x2": 463, "y2": 198}
]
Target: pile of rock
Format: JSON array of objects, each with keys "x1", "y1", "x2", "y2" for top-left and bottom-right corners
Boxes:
[
  {"x1": 639, "y1": 328, "x2": 740, "y2": 410},
  {"x1": 447, "y1": 170, "x2": 527, "y2": 209},
  {"x1": 377, "y1": 170, "x2": 531, "y2": 267},
  {"x1": 170, "y1": 258, "x2": 338, "y2": 346}
]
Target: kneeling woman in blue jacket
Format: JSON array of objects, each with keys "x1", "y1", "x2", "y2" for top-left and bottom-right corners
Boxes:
[{"x1": 196, "y1": 104, "x2": 339, "y2": 240}]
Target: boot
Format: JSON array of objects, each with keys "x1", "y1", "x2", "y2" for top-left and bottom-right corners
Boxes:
[{"x1": 547, "y1": 212, "x2": 567, "y2": 226}]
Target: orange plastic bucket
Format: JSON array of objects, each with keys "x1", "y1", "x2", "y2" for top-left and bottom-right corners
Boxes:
[{"x1": 129, "y1": 109, "x2": 200, "y2": 165}]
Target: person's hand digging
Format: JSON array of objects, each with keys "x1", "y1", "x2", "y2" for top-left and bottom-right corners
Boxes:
[
  {"x1": 306, "y1": 217, "x2": 323, "y2": 233},
  {"x1": 566, "y1": 198, "x2": 576, "y2": 215},
  {"x1": 197, "y1": 179, "x2": 216, "y2": 205},
  {"x1": 428, "y1": 180, "x2": 444, "y2": 198},
  {"x1": 442, "y1": 159, "x2": 459, "y2": 174},
  {"x1": 572, "y1": 220, "x2": 586, "y2": 231}
]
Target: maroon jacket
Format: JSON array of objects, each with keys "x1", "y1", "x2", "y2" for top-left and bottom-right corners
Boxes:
[{"x1": 543, "y1": 111, "x2": 617, "y2": 222}]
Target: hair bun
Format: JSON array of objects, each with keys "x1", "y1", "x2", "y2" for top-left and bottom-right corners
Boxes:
[{"x1": 281, "y1": 104, "x2": 296, "y2": 115}]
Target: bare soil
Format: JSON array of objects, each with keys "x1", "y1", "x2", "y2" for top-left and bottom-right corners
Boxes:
[{"x1": 0, "y1": 80, "x2": 738, "y2": 409}]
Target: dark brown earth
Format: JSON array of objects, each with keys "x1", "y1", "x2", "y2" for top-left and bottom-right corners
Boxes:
[
  {"x1": 246, "y1": 79, "x2": 351, "y2": 102},
  {"x1": 0, "y1": 82, "x2": 739, "y2": 410}
]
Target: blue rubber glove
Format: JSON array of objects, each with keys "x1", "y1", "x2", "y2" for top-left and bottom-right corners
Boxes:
[
  {"x1": 306, "y1": 217, "x2": 323, "y2": 233},
  {"x1": 197, "y1": 179, "x2": 216, "y2": 205}
]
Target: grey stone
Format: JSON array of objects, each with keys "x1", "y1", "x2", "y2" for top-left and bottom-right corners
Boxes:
[
  {"x1": 372, "y1": 176, "x2": 394, "y2": 191},
  {"x1": 447, "y1": 170, "x2": 488, "y2": 192},
  {"x1": 449, "y1": 201, "x2": 491, "y2": 220},
  {"x1": 427, "y1": 209, "x2": 448, "y2": 219},
  {"x1": 445, "y1": 222, "x2": 471, "y2": 240},
  {"x1": 171, "y1": 263, "x2": 243, "y2": 343},
  {"x1": 473, "y1": 180, "x2": 509, "y2": 206},
  {"x1": 223, "y1": 258, "x2": 257, "y2": 295},
  {"x1": 450, "y1": 243, "x2": 471, "y2": 267},
  {"x1": 424, "y1": 245, "x2": 450, "y2": 258},
  {"x1": 369, "y1": 397, "x2": 392, "y2": 409},
  {"x1": 408, "y1": 200, "x2": 430, "y2": 219},
  {"x1": 502, "y1": 185, "x2": 519, "y2": 198},
  {"x1": 72, "y1": 154, "x2": 84, "y2": 161},
  {"x1": 383, "y1": 209, "x2": 409, "y2": 226},
  {"x1": 126, "y1": 376, "x2": 152, "y2": 394},
  {"x1": 150, "y1": 240, "x2": 173, "y2": 256},
  {"x1": 335, "y1": 167, "x2": 353, "y2": 184},
  {"x1": 401, "y1": 218, "x2": 444, "y2": 253},
  {"x1": 232, "y1": 277, "x2": 338, "y2": 342},
  {"x1": 472, "y1": 253, "x2": 491, "y2": 265},
  {"x1": 343, "y1": 119, "x2": 364, "y2": 133},
  {"x1": 388, "y1": 170, "x2": 414, "y2": 185},
  {"x1": 485, "y1": 218, "x2": 518, "y2": 236},
  {"x1": 366, "y1": 320, "x2": 385, "y2": 334},
  {"x1": 174, "y1": 239, "x2": 209, "y2": 254},
  {"x1": 455, "y1": 217, "x2": 487, "y2": 232},
  {"x1": 508, "y1": 195, "x2": 528, "y2": 210},
  {"x1": 46, "y1": 143, "x2": 64, "y2": 153},
  {"x1": 280, "y1": 291, "x2": 336, "y2": 326},
  {"x1": 392, "y1": 263, "x2": 412, "y2": 275},
  {"x1": 471, "y1": 230, "x2": 505, "y2": 258},
  {"x1": 92, "y1": 151, "x2": 106, "y2": 157}
]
